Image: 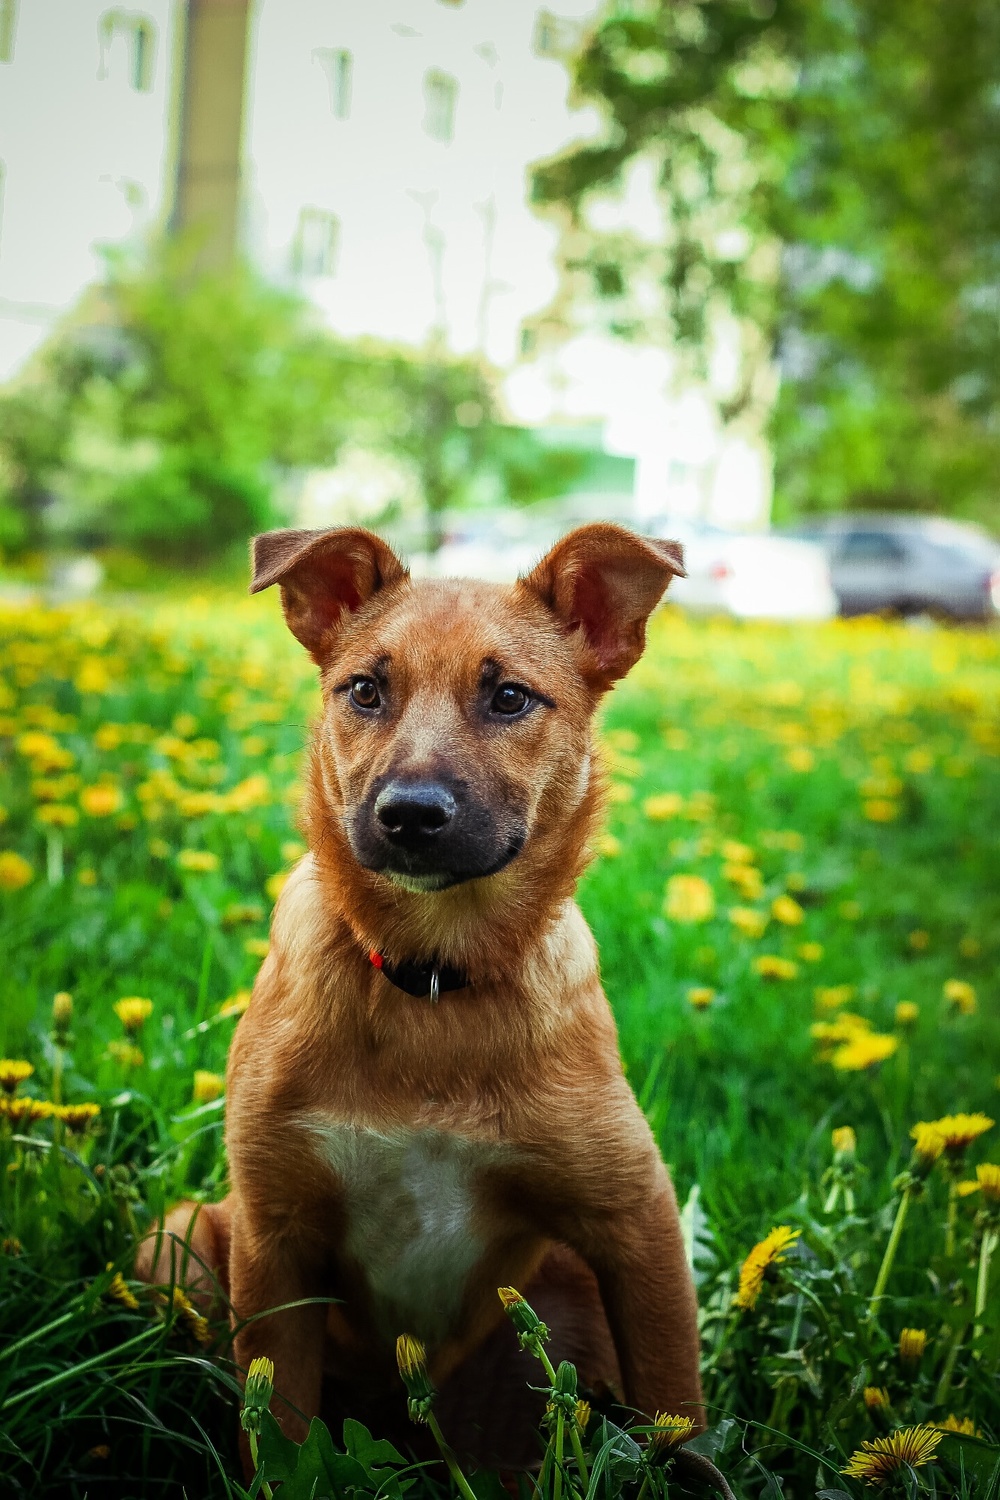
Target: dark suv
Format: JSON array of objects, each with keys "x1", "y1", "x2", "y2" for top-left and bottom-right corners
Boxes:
[{"x1": 779, "y1": 515, "x2": 1000, "y2": 621}]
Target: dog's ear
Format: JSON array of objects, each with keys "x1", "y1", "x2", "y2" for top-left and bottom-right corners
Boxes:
[
  {"x1": 520, "y1": 523, "x2": 685, "y2": 686},
  {"x1": 250, "y1": 527, "x2": 408, "y2": 662}
]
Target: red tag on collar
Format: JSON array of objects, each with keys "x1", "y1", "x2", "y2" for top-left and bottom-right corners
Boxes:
[{"x1": 368, "y1": 949, "x2": 384, "y2": 970}]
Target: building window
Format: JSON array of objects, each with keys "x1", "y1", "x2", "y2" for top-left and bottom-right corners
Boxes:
[
  {"x1": 0, "y1": 0, "x2": 16, "y2": 63},
  {"x1": 314, "y1": 48, "x2": 352, "y2": 119},
  {"x1": 533, "y1": 10, "x2": 584, "y2": 59},
  {"x1": 292, "y1": 209, "x2": 340, "y2": 278},
  {"x1": 98, "y1": 11, "x2": 156, "y2": 92},
  {"x1": 424, "y1": 70, "x2": 458, "y2": 143}
]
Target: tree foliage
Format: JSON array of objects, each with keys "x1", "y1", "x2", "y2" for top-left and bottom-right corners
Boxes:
[
  {"x1": 534, "y1": 0, "x2": 1000, "y2": 524},
  {"x1": 0, "y1": 246, "x2": 585, "y2": 563}
]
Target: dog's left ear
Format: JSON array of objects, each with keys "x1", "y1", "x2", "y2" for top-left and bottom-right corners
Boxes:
[
  {"x1": 250, "y1": 526, "x2": 408, "y2": 663},
  {"x1": 520, "y1": 523, "x2": 685, "y2": 686}
]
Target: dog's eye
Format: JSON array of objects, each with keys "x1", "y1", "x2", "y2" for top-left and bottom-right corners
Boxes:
[
  {"x1": 350, "y1": 677, "x2": 381, "y2": 710},
  {"x1": 491, "y1": 683, "x2": 530, "y2": 716}
]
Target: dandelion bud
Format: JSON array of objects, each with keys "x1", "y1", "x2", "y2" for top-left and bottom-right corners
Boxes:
[
  {"x1": 554, "y1": 1360, "x2": 578, "y2": 1401},
  {"x1": 241, "y1": 1355, "x2": 275, "y2": 1434},
  {"x1": 863, "y1": 1387, "x2": 892, "y2": 1429},
  {"x1": 52, "y1": 991, "x2": 73, "y2": 1034},
  {"x1": 831, "y1": 1126, "x2": 856, "y2": 1160},
  {"x1": 396, "y1": 1334, "x2": 435, "y2": 1422},
  {"x1": 899, "y1": 1327, "x2": 927, "y2": 1371},
  {"x1": 497, "y1": 1287, "x2": 550, "y2": 1348}
]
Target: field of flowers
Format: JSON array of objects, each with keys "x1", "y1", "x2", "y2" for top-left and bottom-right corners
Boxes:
[{"x1": 1, "y1": 590, "x2": 998, "y2": 1498}]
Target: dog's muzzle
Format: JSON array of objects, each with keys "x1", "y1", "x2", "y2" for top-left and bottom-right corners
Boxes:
[{"x1": 348, "y1": 776, "x2": 526, "y2": 889}]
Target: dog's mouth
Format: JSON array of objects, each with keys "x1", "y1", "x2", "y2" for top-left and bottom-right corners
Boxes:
[{"x1": 346, "y1": 783, "x2": 527, "y2": 891}]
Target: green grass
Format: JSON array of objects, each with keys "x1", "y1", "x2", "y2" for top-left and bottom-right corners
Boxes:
[{"x1": 1, "y1": 595, "x2": 999, "y2": 1497}]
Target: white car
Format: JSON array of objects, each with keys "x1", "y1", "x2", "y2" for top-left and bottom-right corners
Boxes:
[{"x1": 648, "y1": 521, "x2": 838, "y2": 621}]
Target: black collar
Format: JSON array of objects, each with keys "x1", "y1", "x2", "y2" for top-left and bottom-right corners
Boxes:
[{"x1": 367, "y1": 948, "x2": 471, "y2": 1002}]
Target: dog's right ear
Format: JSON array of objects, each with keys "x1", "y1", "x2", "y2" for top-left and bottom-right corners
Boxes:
[{"x1": 250, "y1": 527, "x2": 408, "y2": 663}]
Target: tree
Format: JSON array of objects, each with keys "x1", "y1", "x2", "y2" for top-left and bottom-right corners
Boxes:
[
  {"x1": 533, "y1": 0, "x2": 1000, "y2": 526},
  {"x1": 0, "y1": 244, "x2": 587, "y2": 563}
]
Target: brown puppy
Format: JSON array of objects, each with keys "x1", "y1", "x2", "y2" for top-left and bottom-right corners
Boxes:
[{"x1": 140, "y1": 522, "x2": 702, "y2": 1470}]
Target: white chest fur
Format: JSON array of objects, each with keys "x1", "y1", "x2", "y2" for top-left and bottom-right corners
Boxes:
[{"x1": 300, "y1": 1118, "x2": 512, "y2": 1344}]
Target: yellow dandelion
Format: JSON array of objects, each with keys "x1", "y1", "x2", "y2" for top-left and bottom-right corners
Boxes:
[
  {"x1": 863, "y1": 798, "x2": 899, "y2": 823},
  {"x1": 910, "y1": 1122, "x2": 946, "y2": 1166},
  {"x1": 733, "y1": 1226, "x2": 800, "y2": 1311},
  {"x1": 752, "y1": 954, "x2": 799, "y2": 981},
  {"x1": 192, "y1": 1071, "x2": 225, "y2": 1104},
  {"x1": 56, "y1": 1102, "x2": 101, "y2": 1132},
  {"x1": 595, "y1": 832, "x2": 621, "y2": 858},
  {"x1": 107, "y1": 1040, "x2": 144, "y2": 1069},
  {"x1": 165, "y1": 1286, "x2": 213, "y2": 1345},
  {"x1": 729, "y1": 906, "x2": 768, "y2": 939},
  {"x1": 644, "y1": 798, "x2": 683, "y2": 822},
  {"x1": 52, "y1": 991, "x2": 73, "y2": 1029},
  {"x1": 895, "y1": 1001, "x2": 919, "y2": 1028},
  {"x1": 919, "y1": 1113, "x2": 993, "y2": 1157},
  {"x1": 265, "y1": 871, "x2": 290, "y2": 900},
  {"x1": 0, "y1": 1096, "x2": 54, "y2": 1126},
  {"x1": 937, "y1": 1415, "x2": 980, "y2": 1436},
  {"x1": 574, "y1": 1399, "x2": 591, "y2": 1431},
  {"x1": 772, "y1": 895, "x2": 805, "y2": 926},
  {"x1": 0, "y1": 1059, "x2": 34, "y2": 1095},
  {"x1": 720, "y1": 840, "x2": 755, "y2": 864},
  {"x1": 218, "y1": 990, "x2": 252, "y2": 1018},
  {"x1": 244, "y1": 938, "x2": 270, "y2": 958},
  {"x1": 812, "y1": 1014, "x2": 871, "y2": 1047},
  {"x1": 798, "y1": 941, "x2": 823, "y2": 962},
  {"x1": 80, "y1": 784, "x2": 123, "y2": 817},
  {"x1": 664, "y1": 874, "x2": 715, "y2": 924},
  {"x1": 841, "y1": 1425, "x2": 942, "y2": 1486},
  {"x1": 114, "y1": 996, "x2": 153, "y2": 1033},
  {"x1": 831, "y1": 1032, "x2": 898, "y2": 1071},
  {"x1": 723, "y1": 862, "x2": 764, "y2": 898},
  {"x1": 863, "y1": 1386, "x2": 891, "y2": 1411},
  {"x1": 785, "y1": 747, "x2": 815, "y2": 772},
  {"x1": 0, "y1": 852, "x2": 34, "y2": 891},
  {"x1": 815, "y1": 984, "x2": 856, "y2": 1010},
  {"x1": 975, "y1": 1162, "x2": 1000, "y2": 1204},
  {"x1": 832, "y1": 1126, "x2": 857, "y2": 1157},
  {"x1": 648, "y1": 1412, "x2": 696, "y2": 1457},
  {"x1": 687, "y1": 987, "x2": 715, "y2": 1011},
  {"x1": 899, "y1": 1328, "x2": 927, "y2": 1367},
  {"x1": 105, "y1": 1266, "x2": 140, "y2": 1311},
  {"x1": 177, "y1": 849, "x2": 220, "y2": 873},
  {"x1": 943, "y1": 979, "x2": 976, "y2": 1016},
  {"x1": 36, "y1": 803, "x2": 79, "y2": 827}
]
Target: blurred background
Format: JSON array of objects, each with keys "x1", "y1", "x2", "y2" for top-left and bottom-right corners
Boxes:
[{"x1": 0, "y1": 0, "x2": 998, "y2": 617}]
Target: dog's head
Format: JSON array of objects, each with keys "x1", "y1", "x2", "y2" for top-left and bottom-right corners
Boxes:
[{"x1": 251, "y1": 525, "x2": 683, "y2": 893}]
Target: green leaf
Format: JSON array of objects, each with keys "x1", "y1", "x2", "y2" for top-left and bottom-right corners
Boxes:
[{"x1": 342, "y1": 1417, "x2": 407, "y2": 1471}]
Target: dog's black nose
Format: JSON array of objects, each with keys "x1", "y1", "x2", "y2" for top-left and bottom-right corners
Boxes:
[{"x1": 374, "y1": 782, "x2": 457, "y2": 839}]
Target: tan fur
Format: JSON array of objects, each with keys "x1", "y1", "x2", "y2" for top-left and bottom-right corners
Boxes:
[{"x1": 137, "y1": 524, "x2": 701, "y2": 1470}]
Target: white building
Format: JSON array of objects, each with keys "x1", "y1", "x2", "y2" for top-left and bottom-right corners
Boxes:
[{"x1": 0, "y1": 0, "x2": 771, "y2": 529}]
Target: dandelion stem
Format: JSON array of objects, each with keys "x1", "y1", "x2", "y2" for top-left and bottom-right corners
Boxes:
[
  {"x1": 553, "y1": 1405, "x2": 566, "y2": 1500},
  {"x1": 788, "y1": 1290, "x2": 805, "y2": 1351},
  {"x1": 934, "y1": 1321, "x2": 967, "y2": 1406},
  {"x1": 870, "y1": 1186, "x2": 911, "y2": 1312},
  {"x1": 569, "y1": 1418, "x2": 591, "y2": 1490},
  {"x1": 945, "y1": 1178, "x2": 959, "y2": 1258},
  {"x1": 426, "y1": 1410, "x2": 479, "y2": 1500},
  {"x1": 247, "y1": 1431, "x2": 274, "y2": 1500},
  {"x1": 975, "y1": 1227, "x2": 997, "y2": 1332}
]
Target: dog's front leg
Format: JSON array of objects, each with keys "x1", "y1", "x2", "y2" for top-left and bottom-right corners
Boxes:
[
  {"x1": 584, "y1": 1163, "x2": 703, "y2": 1429},
  {"x1": 229, "y1": 1214, "x2": 325, "y2": 1465}
]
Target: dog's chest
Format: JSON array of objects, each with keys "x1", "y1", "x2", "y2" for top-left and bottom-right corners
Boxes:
[{"x1": 302, "y1": 1119, "x2": 512, "y2": 1343}]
